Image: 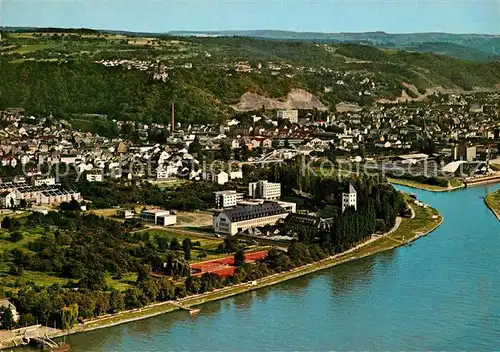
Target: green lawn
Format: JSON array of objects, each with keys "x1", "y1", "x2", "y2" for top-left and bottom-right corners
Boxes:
[
  {"x1": 15, "y1": 43, "x2": 61, "y2": 53},
  {"x1": 106, "y1": 272, "x2": 137, "y2": 291},
  {"x1": 388, "y1": 177, "x2": 464, "y2": 192}
]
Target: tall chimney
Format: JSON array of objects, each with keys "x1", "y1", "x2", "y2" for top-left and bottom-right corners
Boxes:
[{"x1": 171, "y1": 102, "x2": 175, "y2": 135}]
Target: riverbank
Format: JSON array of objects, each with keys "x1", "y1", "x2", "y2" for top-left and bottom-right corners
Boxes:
[
  {"x1": 24, "y1": 202, "x2": 439, "y2": 345},
  {"x1": 388, "y1": 177, "x2": 464, "y2": 192},
  {"x1": 0, "y1": 203, "x2": 441, "y2": 348},
  {"x1": 485, "y1": 190, "x2": 500, "y2": 221}
]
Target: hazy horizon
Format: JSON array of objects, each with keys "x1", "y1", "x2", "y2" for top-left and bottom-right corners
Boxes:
[{"x1": 3, "y1": 0, "x2": 499, "y2": 35}]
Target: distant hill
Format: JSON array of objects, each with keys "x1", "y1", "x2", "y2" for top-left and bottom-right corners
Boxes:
[
  {"x1": 1, "y1": 28, "x2": 500, "y2": 126},
  {"x1": 169, "y1": 30, "x2": 500, "y2": 61},
  {"x1": 401, "y1": 42, "x2": 499, "y2": 62}
]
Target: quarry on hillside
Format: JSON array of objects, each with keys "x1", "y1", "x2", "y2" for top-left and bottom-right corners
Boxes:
[{"x1": 231, "y1": 88, "x2": 328, "y2": 111}]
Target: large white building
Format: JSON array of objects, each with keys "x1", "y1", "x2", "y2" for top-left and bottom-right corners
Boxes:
[
  {"x1": 277, "y1": 109, "x2": 299, "y2": 124},
  {"x1": 0, "y1": 183, "x2": 81, "y2": 207},
  {"x1": 214, "y1": 190, "x2": 244, "y2": 209},
  {"x1": 342, "y1": 183, "x2": 357, "y2": 213},
  {"x1": 140, "y1": 209, "x2": 177, "y2": 226},
  {"x1": 213, "y1": 202, "x2": 290, "y2": 235},
  {"x1": 249, "y1": 180, "x2": 281, "y2": 200}
]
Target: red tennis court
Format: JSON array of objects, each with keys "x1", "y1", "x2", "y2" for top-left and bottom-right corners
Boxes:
[{"x1": 191, "y1": 250, "x2": 268, "y2": 277}]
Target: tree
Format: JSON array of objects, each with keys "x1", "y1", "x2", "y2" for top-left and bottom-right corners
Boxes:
[
  {"x1": 124, "y1": 288, "x2": 145, "y2": 309},
  {"x1": 182, "y1": 238, "x2": 192, "y2": 260},
  {"x1": 220, "y1": 143, "x2": 232, "y2": 161},
  {"x1": 136, "y1": 264, "x2": 152, "y2": 284},
  {"x1": 1, "y1": 306, "x2": 14, "y2": 330},
  {"x1": 61, "y1": 304, "x2": 78, "y2": 329},
  {"x1": 79, "y1": 270, "x2": 106, "y2": 291},
  {"x1": 9, "y1": 264, "x2": 23, "y2": 276},
  {"x1": 234, "y1": 249, "x2": 245, "y2": 267},
  {"x1": 188, "y1": 136, "x2": 202, "y2": 155},
  {"x1": 241, "y1": 144, "x2": 250, "y2": 161},
  {"x1": 19, "y1": 313, "x2": 36, "y2": 327},
  {"x1": 108, "y1": 290, "x2": 125, "y2": 313},
  {"x1": 1, "y1": 217, "x2": 19, "y2": 230},
  {"x1": 169, "y1": 238, "x2": 181, "y2": 251},
  {"x1": 155, "y1": 235, "x2": 170, "y2": 251},
  {"x1": 221, "y1": 237, "x2": 238, "y2": 253},
  {"x1": 185, "y1": 276, "x2": 201, "y2": 294},
  {"x1": 9, "y1": 231, "x2": 24, "y2": 242}
]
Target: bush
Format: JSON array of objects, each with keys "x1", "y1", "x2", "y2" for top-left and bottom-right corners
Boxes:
[
  {"x1": 9, "y1": 231, "x2": 24, "y2": 242},
  {"x1": 20, "y1": 313, "x2": 37, "y2": 326}
]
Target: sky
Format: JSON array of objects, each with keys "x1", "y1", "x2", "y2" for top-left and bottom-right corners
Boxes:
[{"x1": 2, "y1": 0, "x2": 499, "y2": 34}]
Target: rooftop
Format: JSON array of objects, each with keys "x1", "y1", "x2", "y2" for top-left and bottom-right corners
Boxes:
[{"x1": 221, "y1": 202, "x2": 284, "y2": 222}]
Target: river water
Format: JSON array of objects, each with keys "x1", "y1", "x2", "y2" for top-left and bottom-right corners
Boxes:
[{"x1": 40, "y1": 184, "x2": 500, "y2": 350}]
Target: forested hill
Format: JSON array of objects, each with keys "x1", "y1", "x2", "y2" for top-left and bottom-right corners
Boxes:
[
  {"x1": 1, "y1": 30, "x2": 500, "y2": 125},
  {"x1": 171, "y1": 30, "x2": 500, "y2": 60}
]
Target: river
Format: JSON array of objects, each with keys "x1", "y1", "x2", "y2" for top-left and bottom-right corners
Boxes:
[{"x1": 35, "y1": 184, "x2": 500, "y2": 350}]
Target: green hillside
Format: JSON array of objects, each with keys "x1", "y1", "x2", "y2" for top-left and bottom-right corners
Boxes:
[{"x1": 1, "y1": 31, "x2": 500, "y2": 125}]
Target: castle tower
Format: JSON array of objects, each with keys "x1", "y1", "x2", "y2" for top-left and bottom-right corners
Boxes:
[{"x1": 342, "y1": 183, "x2": 357, "y2": 213}]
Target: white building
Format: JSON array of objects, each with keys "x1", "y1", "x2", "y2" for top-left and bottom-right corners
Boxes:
[
  {"x1": 0, "y1": 191, "x2": 16, "y2": 208},
  {"x1": 214, "y1": 190, "x2": 244, "y2": 208},
  {"x1": 39, "y1": 189, "x2": 81, "y2": 205},
  {"x1": 140, "y1": 209, "x2": 177, "y2": 226},
  {"x1": 213, "y1": 202, "x2": 289, "y2": 235},
  {"x1": 60, "y1": 154, "x2": 80, "y2": 165},
  {"x1": 33, "y1": 177, "x2": 56, "y2": 186},
  {"x1": 277, "y1": 109, "x2": 299, "y2": 124},
  {"x1": 229, "y1": 170, "x2": 243, "y2": 180},
  {"x1": 249, "y1": 180, "x2": 281, "y2": 200},
  {"x1": 86, "y1": 172, "x2": 104, "y2": 182},
  {"x1": 204, "y1": 171, "x2": 229, "y2": 185},
  {"x1": 342, "y1": 183, "x2": 357, "y2": 213},
  {"x1": 0, "y1": 299, "x2": 20, "y2": 323},
  {"x1": 116, "y1": 209, "x2": 135, "y2": 219}
]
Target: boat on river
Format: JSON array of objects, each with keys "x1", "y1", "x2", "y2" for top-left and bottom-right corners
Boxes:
[{"x1": 189, "y1": 308, "x2": 201, "y2": 315}]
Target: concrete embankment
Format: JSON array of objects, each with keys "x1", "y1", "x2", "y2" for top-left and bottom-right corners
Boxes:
[{"x1": 465, "y1": 175, "x2": 500, "y2": 187}]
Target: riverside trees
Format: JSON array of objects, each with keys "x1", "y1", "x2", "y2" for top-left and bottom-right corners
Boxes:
[{"x1": 0, "y1": 163, "x2": 404, "y2": 329}]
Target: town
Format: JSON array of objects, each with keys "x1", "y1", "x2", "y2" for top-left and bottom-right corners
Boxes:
[{"x1": 0, "y1": 26, "x2": 498, "y2": 351}]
